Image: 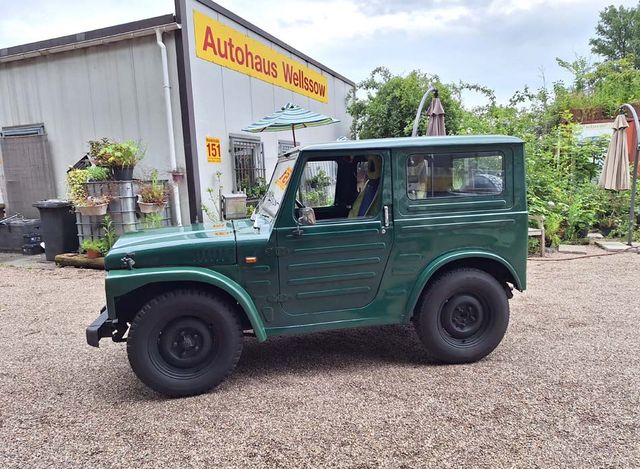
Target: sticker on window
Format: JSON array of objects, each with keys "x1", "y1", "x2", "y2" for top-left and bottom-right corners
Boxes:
[{"x1": 276, "y1": 166, "x2": 293, "y2": 190}]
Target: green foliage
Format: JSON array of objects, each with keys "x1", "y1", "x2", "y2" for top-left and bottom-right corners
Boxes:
[
  {"x1": 101, "y1": 215, "x2": 118, "y2": 252},
  {"x1": 308, "y1": 170, "x2": 331, "y2": 189},
  {"x1": 241, "y1": 177, "x2": 268, "y2": 199},
  {"x1": 88, "y1": 137, "x2": 115, "y2": 161},
  {"x1": 141, "y1": 213, "x2": 163, "y2": 230},
  {"x1": 81, "y1": 238, "x2": 107, "y2": 256},
  {"x1": 67, "y1": 169, "x2": 89, "y2": 205},
  {"x1": 589, "y1": 4, "x2": 640, "y2": 67},
  {"x1": 86, "y1": 165, "x2": 111, "y2": 182},
  {"x1": 347, "y1": 67, "x2": 463, "y2": 139},
  {"x1": 139, "y1": 170, "x2": 168, "y2": 204},
  {"x1": 97, "y1": 140, "x2": 144, "y2": 168}
]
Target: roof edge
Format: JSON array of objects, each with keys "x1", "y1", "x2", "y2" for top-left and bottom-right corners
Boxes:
[{"x1": 0, "y1": 14, "x2": 177, "y2": 61}]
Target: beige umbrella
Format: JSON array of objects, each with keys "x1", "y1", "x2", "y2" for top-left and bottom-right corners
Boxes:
[
  {"x1": 599, "y1": 114, "x2": 630, "y2": 190},
  {"x1": 426, "y1": 96, "x2": 446, "y2": 136}
]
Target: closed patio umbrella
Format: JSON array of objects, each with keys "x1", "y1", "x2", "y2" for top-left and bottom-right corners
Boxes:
[
  {"x1": 599, "y1": 114, "x2": 631, "y2": 190},
  {"x1": 426, "y1": 95, "x2": 446, "y2": 136},
  {"x1": 242, "y1": 102, "x2": 339, "y2": 146}
]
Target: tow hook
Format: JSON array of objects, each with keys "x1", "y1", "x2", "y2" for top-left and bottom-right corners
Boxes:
[{"x1": 121, "y1": 253, "x2": 136, "y2": 270}]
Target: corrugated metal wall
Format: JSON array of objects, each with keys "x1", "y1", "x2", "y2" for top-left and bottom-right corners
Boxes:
[{"x1": 0, "y1": 33, "x2": 190, "y2": 223}]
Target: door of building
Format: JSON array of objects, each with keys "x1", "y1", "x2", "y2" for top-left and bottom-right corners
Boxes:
[{"x1": 0, "y1": 125, "x2": 55, "y2": 218}]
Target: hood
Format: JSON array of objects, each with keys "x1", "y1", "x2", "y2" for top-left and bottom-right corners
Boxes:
[{"x1": 104, "y1": 222, "x2": 236, "y2": 270}]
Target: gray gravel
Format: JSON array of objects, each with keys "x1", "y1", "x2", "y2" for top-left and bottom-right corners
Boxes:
[{"x1": 1, "y1": 248, "x2": 639, "y2": 468}]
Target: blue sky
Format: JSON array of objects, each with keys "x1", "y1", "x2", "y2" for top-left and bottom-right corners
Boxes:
[{"x1": 1, "y1": 0, "x2": 637, "y2": 106}]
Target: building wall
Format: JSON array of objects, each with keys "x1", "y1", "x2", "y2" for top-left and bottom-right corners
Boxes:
[
  {"x1": 0, "y1": 33, "x2": 191, "y2": 224},
  {"x1": 183, "y1": 0, "x2": 353, "y2": 219}
]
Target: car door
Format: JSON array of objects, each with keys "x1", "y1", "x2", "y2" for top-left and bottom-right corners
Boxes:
[{"x1": 274, "y1": 150, "x2": 393, "y2": 323}]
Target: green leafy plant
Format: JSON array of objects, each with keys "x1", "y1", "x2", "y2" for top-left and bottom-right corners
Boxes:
[
  {"x1": 308, "y1": 170, "x2": 332, "y2": 189},
  {"x1": 81, "y1": 238, "x2": 107, "y2": 256},
  {"x1": 241, "y1": 177, "x2": 268, "y2": 199},
  {"x1": 88, "y1": 137, "x2": 115, "y2": 165},
  {"x1": 101, "y1": 215, "x2": 118, "y2": 252},
  {"x1": 98, "y1": 140, "x2": 145, "y2": 168},
  {"x1": 141, "y1": 212, "x2": 163, "y2": 230},
  {"x1": 202, "y1": 171, "x2": 224, "y2": 222},
  {"x1": 86, "y1": 166, "x2": 111, "y2": 182},
  {"x1": 139, "y1": 170, "x2": 168, "y2": 204},
  {"x1": 67, "y1": 169, "x2": 89, "y2": 205}
]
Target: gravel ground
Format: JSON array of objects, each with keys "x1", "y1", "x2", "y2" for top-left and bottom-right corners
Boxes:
[{"x1": 0, "y1": 248, "x2": 639, "y2": 468}]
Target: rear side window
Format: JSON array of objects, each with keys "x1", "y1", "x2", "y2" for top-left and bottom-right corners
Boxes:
[{"x1": 407, "y1": 151, "x2": 504, "y2": 200}]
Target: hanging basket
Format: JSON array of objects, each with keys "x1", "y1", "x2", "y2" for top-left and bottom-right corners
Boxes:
[
  {"x1": 76, "y1": 203, "x2": 108, "y2": 216},
  {"x1": 138, "y1": 201, "x2": 166, "y2": 214}
]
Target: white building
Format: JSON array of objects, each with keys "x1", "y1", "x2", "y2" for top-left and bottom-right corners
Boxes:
[{"x1": 0, "y1": 0, "x2": 354, "y2": 223}]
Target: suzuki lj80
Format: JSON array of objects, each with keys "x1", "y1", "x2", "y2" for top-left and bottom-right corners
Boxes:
[{"x1": 87, "y1": 135, "x2": 527, "y2": 397}]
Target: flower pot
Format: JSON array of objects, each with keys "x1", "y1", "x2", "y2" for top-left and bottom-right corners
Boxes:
[
  {"x1": 85, "y1": 249, "x2": 102, "y2": 259},
  {"x1": 112, "y1": 166, "x2": 134, "y2": 181},
  {"x1": 138, "y1": 201, "x2": 166, "y2": 214},
  {"x1": 77, "y1": 203, "x2": 108, "y2": 216}
]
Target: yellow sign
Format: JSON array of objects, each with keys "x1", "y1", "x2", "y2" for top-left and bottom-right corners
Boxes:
[
  {"x1": 275, "y1": 166, "x2": 293, "y2": 190},
  {"x1": 206, "y1": 136, "x2": 221, "y2": 163},
  {"x1": 193, "y1": 10, "x2": 329, "y2": 103}
]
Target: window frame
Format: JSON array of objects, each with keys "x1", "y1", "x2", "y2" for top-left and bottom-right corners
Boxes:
[{"x1": 406, "y1": 150, "x2": 506, "y2": 201}]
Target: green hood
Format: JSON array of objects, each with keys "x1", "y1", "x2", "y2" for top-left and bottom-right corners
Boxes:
[{"x1": 104, "y1": 222, "x2": 236, "y2": 270}]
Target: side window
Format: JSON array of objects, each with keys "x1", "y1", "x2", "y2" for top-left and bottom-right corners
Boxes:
[
  {"x1": 295, "y1": 155, "x2": 383, "y2": 221},
  {"x1": 298, "y1": 161, "x2": 337, "y2": 208},
  {"x1": 407, "y1": 151, "x2": 504, "y2": 200}
]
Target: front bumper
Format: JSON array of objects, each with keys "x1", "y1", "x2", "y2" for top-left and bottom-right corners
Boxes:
[{"x1": 86, "y1": 307, "x2": 123, "y2": 347}]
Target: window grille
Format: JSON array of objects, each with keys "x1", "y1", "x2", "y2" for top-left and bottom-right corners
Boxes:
[
  {"x1": 0, "y1": 123, "x2": 45, "y2": 137},
  {"x1": 230, "y1": 134, "x2": 265, "y2": 193},
  {"x1": 278, "y1": 140, "x2": 297, "y2": 156}
]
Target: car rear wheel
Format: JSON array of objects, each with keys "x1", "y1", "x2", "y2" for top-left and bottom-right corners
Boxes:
[
  {"x1": 414, "y1": 268, "x2": 509, "y2": 363},
  {"x1": 127, "y1": 289, "x2": 243, "y2": 397}
]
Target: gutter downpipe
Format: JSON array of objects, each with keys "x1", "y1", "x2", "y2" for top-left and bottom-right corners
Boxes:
[
  {"x1": 411, "y1": 87, "x2": 437, "y2": 137},
  {"x1": 621, "y1": 103, "x2": 640, "y2": 246},
  {"x1": 156, "y1": 28, "x2": 182, "y2": 226}
]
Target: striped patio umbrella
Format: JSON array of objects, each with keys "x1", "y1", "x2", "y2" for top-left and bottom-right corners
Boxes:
[{"x1": 242, "y1": 102, "x2": 339, "y2": 146}]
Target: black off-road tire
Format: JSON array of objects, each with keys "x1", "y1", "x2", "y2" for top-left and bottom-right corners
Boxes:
[
  {"x1": 414, "y1": 268, "x2": 509, "y2": 364},
  {"x1": 127, "y1": 289, "x2": 243, "y2": 397}
]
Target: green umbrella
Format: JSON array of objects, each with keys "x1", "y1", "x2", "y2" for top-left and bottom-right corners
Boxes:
[{"x1": 242, "y1": 102, "x2": 339, "y2": 146}]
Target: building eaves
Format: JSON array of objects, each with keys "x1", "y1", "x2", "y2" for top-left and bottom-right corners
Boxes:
[{"x1": 0, "y1": 15, "x2": 178, "y2": 62}]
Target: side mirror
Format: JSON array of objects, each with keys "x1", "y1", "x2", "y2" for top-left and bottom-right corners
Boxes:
[{"x1": 298, "y1": 207, "x2": 316, "y2": 226}]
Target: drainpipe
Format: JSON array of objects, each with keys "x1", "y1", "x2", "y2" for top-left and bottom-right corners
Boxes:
[{"x1": 156, "y1": 28, "x2": 182, "y2": 226}]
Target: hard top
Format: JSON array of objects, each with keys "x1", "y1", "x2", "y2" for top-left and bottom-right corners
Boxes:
[{"x1": 301, "y1": 135, "x2": 523, "y2": 153}]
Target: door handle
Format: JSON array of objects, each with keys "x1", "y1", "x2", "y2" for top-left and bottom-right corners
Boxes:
[
  {"x1": 292, "y1": 226, "x2": 304, "y2": 237},
  {"x1": 383, "y1": 205, "x2": 390, "y2": 228}
]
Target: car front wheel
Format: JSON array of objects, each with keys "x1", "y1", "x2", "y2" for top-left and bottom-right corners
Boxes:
[{"x1": 127, "y1": 289, "x2": 243, "y2": 397}]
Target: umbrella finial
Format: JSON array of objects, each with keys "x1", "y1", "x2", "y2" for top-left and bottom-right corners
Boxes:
[{"x1": 433, "y1": 88, "x2": 439, "y2": 98}]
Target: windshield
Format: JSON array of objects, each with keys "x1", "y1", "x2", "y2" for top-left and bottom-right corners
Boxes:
[{"x1": 253, "y1": 152, "x2": 298, "y2": 224}]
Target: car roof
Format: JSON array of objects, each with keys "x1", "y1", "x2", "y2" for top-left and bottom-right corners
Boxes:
[{"x1": 301, "y1": 135, "x2": 523, "y2": 152}]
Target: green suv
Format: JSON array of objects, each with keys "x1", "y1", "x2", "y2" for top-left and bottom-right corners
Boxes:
[{"x1": 87, "y1": 135, "x2": 527, "y2": 397}]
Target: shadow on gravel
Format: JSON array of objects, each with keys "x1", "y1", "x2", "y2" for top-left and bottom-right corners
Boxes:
[
  {"x1": 234, "y1": 325, "x2": 432, "y2": 378},
  {"x1": 94, "y1": 325, "x2": 433, "y2": 402}
]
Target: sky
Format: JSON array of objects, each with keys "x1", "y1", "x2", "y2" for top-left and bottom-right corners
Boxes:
[{"x1": 1, "y1": 0, "x2": 637, "y2": 107}]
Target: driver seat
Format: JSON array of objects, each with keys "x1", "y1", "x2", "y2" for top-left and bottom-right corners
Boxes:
[{"x1": 349, "y1": 157, "x2": 381, "y2": 218}]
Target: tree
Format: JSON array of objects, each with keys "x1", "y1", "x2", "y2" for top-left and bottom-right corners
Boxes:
[
  {"x1": 589, "y1": 4, "x2": 640, "y2": 68},
  {"x1": 346, "y1": 67, "x2": 463, "y2": 139}
]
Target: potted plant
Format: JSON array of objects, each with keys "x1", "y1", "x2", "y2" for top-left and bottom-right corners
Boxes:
[
  {"x1": 75, "y1": 195, "x2": 112, "y2": 216},
  {"x1": 81, "y1": 239, "x2": 106, "y2": 259},
  {"x1": 137, "y1": 170, "x2": 168, "y2": 214},
  {"x1": 98, "y1": 140, "x2": 144, "y2": 181}
]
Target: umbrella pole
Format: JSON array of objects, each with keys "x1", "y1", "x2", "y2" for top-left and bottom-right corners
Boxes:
[
  {"x1": 411, "y1": 87, "x2": 436, "y2": 137},
  {"x1": 292, "y1": 125, "x2": 297, "y2": 147},
  {"x1": 621, "y1": 104, "x2": 640, "y2": 246}
]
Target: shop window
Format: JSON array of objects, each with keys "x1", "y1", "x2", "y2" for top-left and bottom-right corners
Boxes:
[
  {"x1": 230, "y1": 134, "x2": 265, "y2": 193},
  {"x1": 407, "y1": 151, "x2": 503, "y2": 199}
]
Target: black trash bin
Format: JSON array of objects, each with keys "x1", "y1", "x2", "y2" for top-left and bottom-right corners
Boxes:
[{"x1": 33, "y1": 200, "x2": 79, "y2": 261}]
